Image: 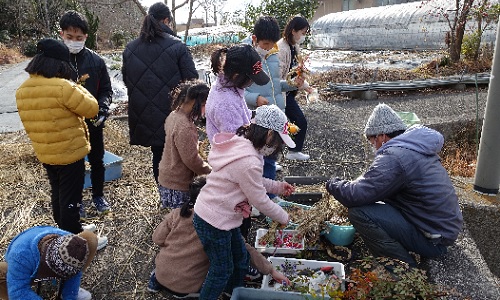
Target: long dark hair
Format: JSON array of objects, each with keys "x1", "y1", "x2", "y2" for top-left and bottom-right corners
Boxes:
[
  {"x1": 25, "y1": 55, "x2": 73, "y2": 80},
  {"x1": 283, "y1": 15, "x2": 310, "y2": 45},
  {"x1": 171, "y1": 80, "x2": 209, "y2": 122},
  {"x1": 210, "y1": 47, "x2": 252, "y2": 91},
  {"x1": 140, "y1": 2, "x2": 172, "y2": 42},
  {"x1": 236, "y1": 124, "x2": 283, "y2": 157},
  {"x1": 180, "y1": 175, "x2": 207, "y2": 218}
]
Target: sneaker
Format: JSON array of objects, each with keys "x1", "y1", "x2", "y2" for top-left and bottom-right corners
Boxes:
[
  {"x1": 77, "y1": 287, "x2": 92, "y2": 300},
  {"x1": 275, "y1": 163, "x2": 283, "y2": 172},
  {"x1": 92, "y1": 196, "x2": 110, "y2": 214},
  {"x1": 245, "y1": 265, "x2": 262, "y2": 281},
  {"x1": 250, "y1": 206, "x2": 260, "y2": 217},
  {"x1": 271, "y1": 196, "x2": 283, "y2": 203},
  {"x1": 147, "y1": 270, "x2": 162, "y2": 293},
  {"x1": 82, "y1": 223, "x2": 96, "y2": 233},
  {"x1": 79, "y1": 203, "x2": 87, "y2": 221},
  {"x1": 172, "y1": 293, "x2": 200, "y2": 299},
  {"x1": 285, "y1": 151, "x2": 310, "y2": 161},
  {"x1": 97, "y1": 235, "x2": 108, "y2": 251}
]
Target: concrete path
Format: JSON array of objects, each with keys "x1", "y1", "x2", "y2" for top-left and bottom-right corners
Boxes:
[{"x1": 0, "y1": 61, "x2": 28, "y2": 133}]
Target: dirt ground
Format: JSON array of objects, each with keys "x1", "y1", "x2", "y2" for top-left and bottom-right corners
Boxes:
[{"x1": 0, "y1": 44, "x2": 485, "y2": 299}]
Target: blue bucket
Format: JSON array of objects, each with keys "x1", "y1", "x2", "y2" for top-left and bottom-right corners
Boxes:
[{"x1": 322, "y1": 222, "x2": 356, "y2": 246}]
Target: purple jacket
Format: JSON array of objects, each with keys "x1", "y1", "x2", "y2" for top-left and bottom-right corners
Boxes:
[{"x1": 205, "y1": 74, "x2": 252, "y2": 143}]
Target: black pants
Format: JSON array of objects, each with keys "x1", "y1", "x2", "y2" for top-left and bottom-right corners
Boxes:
[
  {"x1": 151, "y1": 145, "x2": 164, "y2": 184},
  {"x1": 285, "y1": 92, "x2": 308, "y2": 152},
  {"x1": 87, "y1": 128, "x2": 105, "y2": 197},
  {"x1": 43, "y1": 159, "x2": 84, "y2": 234}
]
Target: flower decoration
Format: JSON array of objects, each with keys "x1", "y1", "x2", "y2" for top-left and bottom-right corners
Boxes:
[{"x1": 287, "y1": 122, "x2": 300, "y2": 137}]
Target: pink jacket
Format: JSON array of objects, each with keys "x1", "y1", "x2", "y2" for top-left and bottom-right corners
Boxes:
[{"x1": 194, "y1": 132, "x2": 289, "y2": 230}]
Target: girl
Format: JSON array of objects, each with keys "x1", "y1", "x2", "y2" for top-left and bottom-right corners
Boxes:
[
  {"x1": 205, "y1": 43, "x2": 270, "y2": 238},
  {"x1": 277, "y1": 15, "x2": 313, "y2": 161},
  {"x1": 193, "y1": 105, "x2": 296, "y2": 300},
  {"x1": 205, "y1": 43, "x2": 270, "y2": 143},
  {"x1": 158, "y1": 80, "x2": 212, "y2": 209},
  {"x1": 148, "y1": 175, "x2": 291, "y2": 298}
]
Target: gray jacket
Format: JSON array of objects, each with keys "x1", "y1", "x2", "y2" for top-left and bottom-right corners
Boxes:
[{"x1": 326, "y1": 125, "x2": 463, "y2": 244}]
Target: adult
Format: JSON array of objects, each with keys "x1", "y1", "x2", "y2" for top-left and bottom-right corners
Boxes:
[
  {"x1": 277, "y1": 15, "x2": 313, "y2": 161},
  {"x1": 122, "y1": 2, "x2": 198, "y2": 183},
  {"x1": 326, "y1": 103, "x2": 463, "y2": 266},
  {"x1": 0, "y1": 226, "x2": 98, "y2": 300},
  {"x1": 60, "y1": 10, "x2": 113, "y2": 216}
]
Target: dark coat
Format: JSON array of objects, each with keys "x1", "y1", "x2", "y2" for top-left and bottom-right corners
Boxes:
[
  {"x1": 70, "y1": 48, "x2": 113, "y2": 132},
  {"x1": 122, "y1": 26, "x2": 198, "y2": 147}
]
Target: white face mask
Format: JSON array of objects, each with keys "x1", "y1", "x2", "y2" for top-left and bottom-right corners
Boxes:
[
  {"x1": 258, "y1": 145, "x2": 277, "y2": 157},
  {"x1": 295, "y1": 35, "x2": 306, "y2": 45},
  {"x1": 255, "y1": 46, "x2": 270, "y2": 57},
  {"x1": 64, "y1": 39, "x2": 85, "y2": 54}
]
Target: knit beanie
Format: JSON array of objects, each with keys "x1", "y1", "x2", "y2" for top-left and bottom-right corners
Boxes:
[
  {"x1": 43, "y1": 234, "x2": 89, "y2": 279},
  {"x1": 364, "y1": 103, "x2": 407, "y2": 136}
]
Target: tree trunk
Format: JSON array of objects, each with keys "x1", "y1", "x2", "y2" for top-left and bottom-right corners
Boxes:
[{"x1": 184, "y1": 0, "x2": 194, "y2": 42}]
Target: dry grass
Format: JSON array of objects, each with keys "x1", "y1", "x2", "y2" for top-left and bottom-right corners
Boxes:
[{"x1": 0, "y1": 43, "x2": 26, "y2": 65}]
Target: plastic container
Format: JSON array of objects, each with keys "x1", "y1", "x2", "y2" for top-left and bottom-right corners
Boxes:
[
  {"x1": 230, "y1": 287, "x2": 305, "y2": 300},
  {"x1": 261, "y1": 257, "x2": 345, "y2": 295},
  {"x1": 255, "y1": 228, "x2": 305, "y2": 254},
  {"x1": 396, "y1": 111, "x2": 421, "y2": 126},
  {"x1": 266, "y1": 200, "x2": 311, "y2": 229},
  {"x1": 84, "y1": 151, "x2": 123, "y2": 189},
  {"x1": 322, "y1": 222, "x2": 356, "y2": 246}
]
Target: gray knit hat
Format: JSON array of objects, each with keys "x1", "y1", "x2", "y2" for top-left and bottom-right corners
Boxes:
[
  {"x1": 364, "y1": 103, "x2": 407, "y2": 136},
  {"x1": 254, "y1": 105, "x2": 296, "y2": 148}
]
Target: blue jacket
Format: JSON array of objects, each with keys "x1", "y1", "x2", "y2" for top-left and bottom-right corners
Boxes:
[
  {"x1": 244, "y1": 46, "x2": 296, "y2": 111},
  {"x1": 326, "y1": 125, "x2": 463, "y2": 244},
  {"x1": 5, "y1": 226, "x2": 82, "y2": 300}
]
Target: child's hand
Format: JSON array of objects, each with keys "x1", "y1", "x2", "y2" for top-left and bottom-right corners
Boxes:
[
  {"x1": 271, "y1": 269, "x2": 291, "y2": 286},
  {"x1": 294, "y1": 76, "x2": 305, "y2": 87},
  {"x1": 281, "y1": 182, "x2": 295, "y2": 197},
  {"x1": 256, "y1": 96, "x2": 269, "y2": 107}
]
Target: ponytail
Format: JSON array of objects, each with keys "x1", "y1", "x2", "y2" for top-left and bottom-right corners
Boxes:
[{"x1": 210, "y1": 47, "x2": 228, "y2": 75}]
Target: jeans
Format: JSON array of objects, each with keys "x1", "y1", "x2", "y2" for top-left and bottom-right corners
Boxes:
[
  {"x1": 151, "y1": 145, "x2": 164, "y2": 184},
  {"x1": 263, "y1": 156, "x2": 276, "y2": 199},
  {"x1": 87, "y1": 127, "x2": 105, "y2": 197},
  {"x1": 193, "y1": 214, "x2": 248, "y2": 300},
  {"x1": 285, "y1": 92, "x2": 307, "y2": 152},
  {"x1": 43, "y1": 159, "x2": 85, "y2": 234},
  {"x1": 348, "y1": 203, "x2": 447, "y2": 266}
]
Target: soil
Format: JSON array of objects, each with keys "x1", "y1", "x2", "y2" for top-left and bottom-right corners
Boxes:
[{"x1": 0, "y1": 43, "x2": 486, "y2": 299}]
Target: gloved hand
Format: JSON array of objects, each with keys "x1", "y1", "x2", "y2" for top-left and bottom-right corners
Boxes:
[
  {"x1": 91, "y1": 108, "x2": 108, "y2": 127},
  {"x1": 325, "y1": 177, "x2": 342, "y2": 194}
]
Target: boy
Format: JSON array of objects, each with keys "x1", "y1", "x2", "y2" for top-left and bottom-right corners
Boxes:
[
  {"x1": 59, "y1": 10, "x2": 113, "y2": 216},
  {"x1": 244, "y1": 16, "x2": 299, "y2": 203}
]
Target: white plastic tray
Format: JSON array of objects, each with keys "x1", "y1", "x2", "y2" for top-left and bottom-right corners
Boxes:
[{"x1": 254, "y1": 228, "x2": 305, "y2": 255}]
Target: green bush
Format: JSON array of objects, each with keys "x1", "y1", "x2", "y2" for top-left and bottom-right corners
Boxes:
[
  {"x1": 23, "y1": 40, "x2": 38, "y2": 57},
  {"x1": 461, "y1": 31, "x2": 481, "y2": 60}
]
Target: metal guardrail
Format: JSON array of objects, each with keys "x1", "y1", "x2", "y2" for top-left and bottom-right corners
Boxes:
[{"x1": 326, "y1": 73, "x2": 490, "y2": 92}]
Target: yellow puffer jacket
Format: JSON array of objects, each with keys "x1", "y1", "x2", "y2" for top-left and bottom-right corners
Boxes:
[{"x1": 16, "y1": 75, "x2": 99, "y2": 165}]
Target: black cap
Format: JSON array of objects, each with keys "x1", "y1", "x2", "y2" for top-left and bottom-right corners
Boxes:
[
  {"x1": 225, "y1": 44, "x2": 270, "y2": 86},
  {"x1": 36, "y1": 38, "x2": 70, "y2": 62}
]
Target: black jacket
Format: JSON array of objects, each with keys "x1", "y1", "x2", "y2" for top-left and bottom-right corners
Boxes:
[
  {"x1": 70, "y1": 48, "x2": 113, "y2": 132},
  {"x1": 122, "y1": 25, "x2": 198, "y2": 147}
]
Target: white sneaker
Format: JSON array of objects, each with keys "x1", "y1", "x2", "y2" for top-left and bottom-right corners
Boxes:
[
  {"x1": 77, "y1": 287, "x2": 92, "y2": 300},
  {"x1": 271, "y1": 196, "x2": 283, "y2": 203},
  {"x1": 285, "y1": 151, "x2": 310, "y2": 160},
  {"x1": 97, "y1": 236, "x2": 108, "y2": 251},
  {"x1": 250, "y1": 206, "x2": 260, "y2": 217},
  {"x1": 82, "y1": 224, "x2": 96, "y2": 233},
  {"x1": 275, "y1": 163, "x2": 283, "y2": 172}
]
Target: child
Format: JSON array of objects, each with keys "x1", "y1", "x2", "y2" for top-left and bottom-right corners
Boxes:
[
  {"x1": 59, "y1": 10, "x2": 113, "y2": 216},
  {"x1": 148, "y1": 175, "x2": 290, "y2": 298},
  {"x1": 193, "y1": 105, "x2": 296, "y2": 300},
  {"x1": 205, "y1": 43, "x2": 270, "y2": 238},
  {"x1": 205, "y1": 43, "x2": 270, "y2": 143},
  {"x1": 277, "y1": 15, "x2": 314, "y2": 161},
  {"x1": 0, "y1": 226, "x2": 97, "y2": 300},
  {"x1": 15, "y1": 39, "x2": 107, "y2": 250},
  {"x1": 245, "y1": 16, "x2": 301, "y2": 203},
  {"x1": 158, "y1": 81, "x2": 212, "y2": 209}
]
